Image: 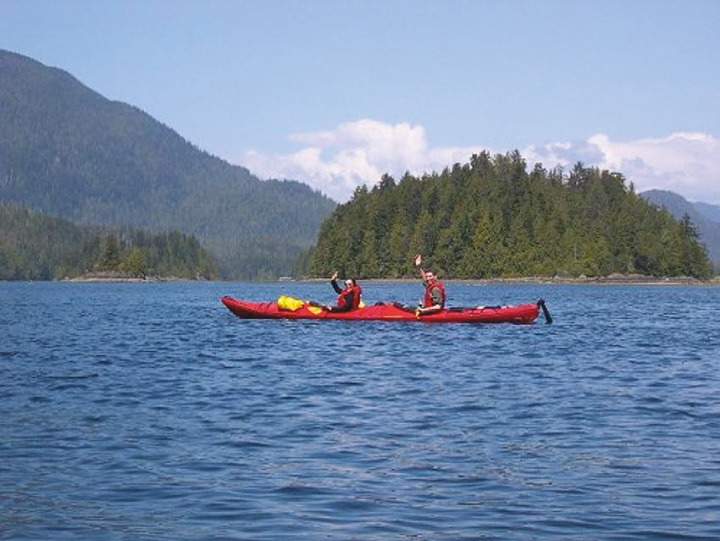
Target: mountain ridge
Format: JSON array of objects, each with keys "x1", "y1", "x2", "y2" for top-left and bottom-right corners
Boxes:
[
  {"x1": 640, "y1": 189, "x2": 720, "y2": 267},
  {"x1": 0, "y1": 49, "x2": 336, "y2": 278},
  {"x1": 692, "y1": 201, "x2": 720, "y2": 225}
]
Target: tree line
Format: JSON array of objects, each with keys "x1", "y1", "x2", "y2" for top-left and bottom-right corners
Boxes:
[
  {"x1": 0, "y1": 203, "x2": 216, "y2": 280},
  {"x1": 308, "y1": 152, "x2": 712, "y2": 279}
]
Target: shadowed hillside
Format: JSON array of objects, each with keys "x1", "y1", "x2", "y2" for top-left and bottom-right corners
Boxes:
[{"x1": 0, "y1": 49, "x2": 336, "y2": 278}]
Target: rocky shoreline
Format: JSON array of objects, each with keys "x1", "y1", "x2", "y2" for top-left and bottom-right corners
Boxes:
[
  {"x1": 63, "y1": 271, "x2": 190, "y2": 283},
  {"x1": 61, "y1": 271, "x2": 719, "y2": 285},
  {"x1": 447, "y1": 274, "x2": 720, "y2": 286},
  {"x1": 300, "y1": 274, "x2": 720, "y2": 286}
]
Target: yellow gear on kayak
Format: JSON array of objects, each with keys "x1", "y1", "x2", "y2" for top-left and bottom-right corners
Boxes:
[
  {"x1": 277, "y1": 296, "x2": 363, "y2": 313},
  {"x1": 277, "y1": 295, "x2": 305, "y2": 311}
]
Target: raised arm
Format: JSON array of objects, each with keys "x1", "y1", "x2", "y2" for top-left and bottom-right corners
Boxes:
[
  {"x1": 414, "y1": 254, "x2": 426, "y2": 280},
  {"x1": 330, "y1": 270, "x2": 342, "y2": 294}
]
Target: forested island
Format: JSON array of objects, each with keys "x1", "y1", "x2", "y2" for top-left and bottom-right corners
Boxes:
[
  {"x1": 0, "y1": 204, "x2": 216, "y2": 280},
  {"x1": 309, "y1": 152, "x2": 712, "y2": 280}
]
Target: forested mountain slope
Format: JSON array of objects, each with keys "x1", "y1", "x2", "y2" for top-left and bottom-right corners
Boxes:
[
  {"x1": 693, "y1": 201, "x2": 720, "y2": 225},
  {"x1": 311, "y1": 152, "x2": 711, "y2": 279},
  {"x1": 0, "y1": 50, "x2": 335, "y2": 278},
  {"x1": 641, "y1": 189, "x2": 720, "y2": 267}
]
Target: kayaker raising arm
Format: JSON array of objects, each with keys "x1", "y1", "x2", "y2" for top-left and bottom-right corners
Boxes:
[
  {"x1": 414, "y1": 254, "x2": 446, "y2": 316},
  {"x1": 326, "y1": 271, "x2": 362, "y2": 312}
]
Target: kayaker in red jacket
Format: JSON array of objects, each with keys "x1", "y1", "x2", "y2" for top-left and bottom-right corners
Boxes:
[
  {"x1": 414, "y1": 254, "x2": 446, "y2": 316},
  {"x1": 327, "y1": 271, "x2": 362, "y2": 312}
]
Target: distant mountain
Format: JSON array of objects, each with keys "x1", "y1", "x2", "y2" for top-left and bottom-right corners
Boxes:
[
  {"x1": 0, "y1": 49, "x2": 336, "y2": 279},
  {"x1": 693, "y1": 201, "x2": 720, "y2": 225},
  {"x1": 641, "y1": 189, "x2": 720, "y2": 267}
]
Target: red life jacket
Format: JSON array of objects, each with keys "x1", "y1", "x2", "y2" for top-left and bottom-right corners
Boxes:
[
  {"x1": 424, "y1": 280, "x2": 446, "y2": 308},
  {"x1": 337, "y1": 285, "x2": 362, "y2": 309}
]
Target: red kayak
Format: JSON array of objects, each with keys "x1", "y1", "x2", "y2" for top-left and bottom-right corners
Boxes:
[{"x1": 221, "y1": 296, "x2": 551, "y2": 324}]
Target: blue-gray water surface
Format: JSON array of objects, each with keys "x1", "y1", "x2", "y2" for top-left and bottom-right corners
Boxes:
[{"x1": 1, "y1": 281, "x2": 719, "y2": 540}]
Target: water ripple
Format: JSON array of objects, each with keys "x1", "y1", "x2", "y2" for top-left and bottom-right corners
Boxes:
[{"x1": 1, "y1": 282, "x2": 720, "y2": 539}]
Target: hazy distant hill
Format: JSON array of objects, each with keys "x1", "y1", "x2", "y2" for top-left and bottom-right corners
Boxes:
[
  {"x1": 0, "y1": 49, "x2": 336, "y2": 278},
  {"x1": 641, "y1": 189, "x2": 720, "y2": 267},
  {"x1": 693, "y1": 201, "x2": 720, "y2": 225}
]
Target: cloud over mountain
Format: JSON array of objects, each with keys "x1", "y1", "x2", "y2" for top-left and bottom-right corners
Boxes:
[
  {"x1": 525, "y1": 132, "x2": 720, "y2": 204},
  {"x1": 242, "y1": 120, "x2": 480, "y2": 202},
  {"x1": 242, "y1": 120, "x2": 720, "y2": 204}
]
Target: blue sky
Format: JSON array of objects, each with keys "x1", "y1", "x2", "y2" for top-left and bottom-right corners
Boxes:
[{"x1": 2, "y1": 0, "x2": 719, "y2": 203}]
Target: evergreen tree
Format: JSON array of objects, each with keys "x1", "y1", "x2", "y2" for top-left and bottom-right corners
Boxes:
[
  {"x1": 120, "y1": 247, "x2": 147, "y2": 277},
  {"x1": 97, "y1": 234, "x2": 122, "y2": 271}
]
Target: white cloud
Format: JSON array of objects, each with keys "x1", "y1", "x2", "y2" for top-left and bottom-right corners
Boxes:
[
  {"x1": 241, "y1": 119, "x2": 481, "y2": 202},
  {"x1": 241, "y1": 121, "x2": 720, "y2": 205},
  {"x1": 524, "y1": 132, "x2": 720, "y2": 204}
]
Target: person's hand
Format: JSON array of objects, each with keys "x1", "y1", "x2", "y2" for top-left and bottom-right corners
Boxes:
[
  {"x1": 330, "y1": 271, "x2": 338, "y2": 281},
  {"x1": 414, "y1": 254, "x2": 422, "y2": 267},
  {"x1": 415, "y1": 307, "x2": 422, "y2": 318}
]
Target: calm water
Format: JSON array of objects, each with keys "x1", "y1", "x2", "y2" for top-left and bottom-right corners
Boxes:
[{"x1": 1, "y1": 281, "x2": 719, "y2": 540}]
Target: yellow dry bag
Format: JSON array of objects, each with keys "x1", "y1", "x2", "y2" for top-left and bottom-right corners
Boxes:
[{"x1": 277, "y1": 295, "x2": 305, "y2": 311}]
